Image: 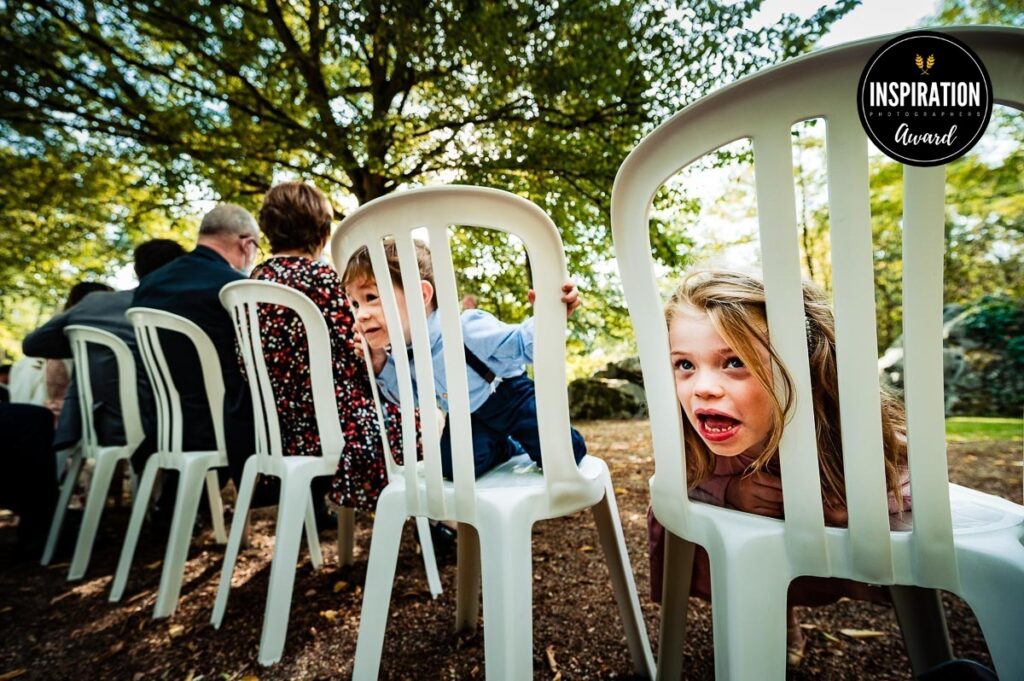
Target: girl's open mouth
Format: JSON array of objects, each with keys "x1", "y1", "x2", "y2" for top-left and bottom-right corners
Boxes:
[{"x1": 697, "y1": 412, "x2": 741, "y2": 442}]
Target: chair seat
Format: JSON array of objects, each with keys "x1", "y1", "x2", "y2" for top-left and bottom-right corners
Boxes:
[
  {"x1": 246, "y1": 452, "x2": 341, "y2": 480},
  {"x1": 948, "y1": 484, "x2": 1024, "y2": 534},
  {"x1": 389, "y1": 453, "x2": 608, "y2": 521}
]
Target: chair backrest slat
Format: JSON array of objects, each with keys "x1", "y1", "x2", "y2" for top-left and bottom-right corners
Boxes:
[
  {"x1": 65, "y1": 325, "x2": 144, "y2": 452},
  {"x1": 218, "y1": 281, "x2": 344, "y2": 466},
  {"x1": 429, "y1": 223, "x2": 479, "y2": 520},
  {"x1": 71, "y1": 337, "x2": 98, "y2": 448},
  {"x1": 825, "y1": 118, "x2": 895, "y2": 581},
  {"x1": 902, "y1": 165, "x2": 958, "y2": 589},
  {"x1": 613, "y1": 26, "x2": 1023, "y2": 586},
  {"x1": 753, "y1": 126, "x2": 829, "y2": 572}
]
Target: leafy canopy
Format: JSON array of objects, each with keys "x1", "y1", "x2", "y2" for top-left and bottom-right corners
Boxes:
[{"x1": 0, "y1": 0, "x2": 856, "y2": 358}]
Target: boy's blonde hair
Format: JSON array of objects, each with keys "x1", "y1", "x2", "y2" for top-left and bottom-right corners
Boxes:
[
  {"x1": 342, "y1": 238, "x2": 436, "y2": 306},
  {"x1": 666, "y1": 270, "x2": 907, "y2": 513}
]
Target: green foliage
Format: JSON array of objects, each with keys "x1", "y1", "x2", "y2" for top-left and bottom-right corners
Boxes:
[
  {"x1": 930, "y1": 0, "x2": 1024, "y2": 25},
  {"x1": 0, "y1": 0, "x2": 856, "y2": 359},
  {"x1": 945, "y1": 416, "x2": 1023, "y2": 442},
  {"x1": 961, "y1": 296, "x2": 1024, "y2": 365}
]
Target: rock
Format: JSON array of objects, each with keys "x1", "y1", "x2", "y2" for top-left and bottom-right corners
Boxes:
[
  {"x1": 567, "y1": 377, "x2": 647, "y2": 420},
  {"x1": 879, "y1": 296, "x2": 1023, "y2": 416},
  {"x1": 593, "y1": 356, "x2": 644, "y2": 386}
]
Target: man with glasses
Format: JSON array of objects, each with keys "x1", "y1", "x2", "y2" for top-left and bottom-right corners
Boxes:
[{"x1": 132, "y1": 204, "x2": 261, "y2": 496}]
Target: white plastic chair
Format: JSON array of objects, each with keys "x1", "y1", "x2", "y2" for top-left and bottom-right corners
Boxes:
[
  {"x1": 611, "y1": 26, "x2": 1024, "y2": 681},
  {"x1": 332, "y1": 185, "x2": 654, "y2": 681},
  {"x1": 109, "y1": 308, "x2": 229, "y2": 618},
  {"x1": 212, "y1": 279, "x2": 441, "y2": 666},
  {"x1": 40, "y1": 326, "x2": 144, "y2": 577}
]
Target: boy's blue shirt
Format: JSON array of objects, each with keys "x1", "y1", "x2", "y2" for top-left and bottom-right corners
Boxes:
[{"x1": 375, "y1": 308, "x2": 535, "y2": 412}]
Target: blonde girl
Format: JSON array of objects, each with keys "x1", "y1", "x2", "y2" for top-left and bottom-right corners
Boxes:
[{"x1": 648, "y1": 269, "x2": 910, "y2": 665}]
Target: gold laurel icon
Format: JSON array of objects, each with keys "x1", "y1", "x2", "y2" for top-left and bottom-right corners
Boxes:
[{"x1": 915, "y1": 53, "x2": 935, "y2": 75}]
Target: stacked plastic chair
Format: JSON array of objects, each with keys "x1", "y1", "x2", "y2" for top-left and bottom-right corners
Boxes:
[
  {"x1": 109, "y1": 309, "x2": 229, "y2": 618},
  {"x1": 214, "y1": 280, "x2": 441, "y2": 666},
  {"x1": 611, "y1": 26, "x2": 1024, "y2": 681},
  {"x1": 333, "y1": 185, "x2": 654, "y2": 681},
  {"x1": 41, "y1": 326, "x2": 144, "y2": 579}
]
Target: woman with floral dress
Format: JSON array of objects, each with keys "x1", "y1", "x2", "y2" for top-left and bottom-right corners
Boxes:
[{"x1": 249, "y1": 181, "x2": 407, "y2": 512}]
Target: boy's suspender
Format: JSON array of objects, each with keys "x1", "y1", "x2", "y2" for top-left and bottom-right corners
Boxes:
[
  {"x1": 462, "y1": 346, "x2": 496, "y2": 383},
  {"x1": 405, "y1": 345, "x2": 496, "y2": 383}
]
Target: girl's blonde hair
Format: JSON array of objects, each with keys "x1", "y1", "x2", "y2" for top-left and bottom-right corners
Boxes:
[{"x1": 666, "y1": 270, "x2": 907, "y2": 513}]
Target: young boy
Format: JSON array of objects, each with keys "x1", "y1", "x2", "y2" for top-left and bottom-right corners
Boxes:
[{"x1": 342, "y1": 238, "x2": 587, "y2": 479}]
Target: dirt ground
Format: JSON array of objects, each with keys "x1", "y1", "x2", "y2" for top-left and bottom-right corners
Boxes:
[{"x1": 0, "y1": 420, "x2": 1020, "y2": 680}]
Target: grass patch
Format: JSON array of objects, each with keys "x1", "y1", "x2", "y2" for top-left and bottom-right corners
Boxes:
[{"x1": 946, "y1": 417, "x2": 1023, "y2": 442}]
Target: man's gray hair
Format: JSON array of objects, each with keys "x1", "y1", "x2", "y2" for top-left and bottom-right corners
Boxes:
[{"x1": 199, "y1": 203, "x2": 259, "y2": 237}]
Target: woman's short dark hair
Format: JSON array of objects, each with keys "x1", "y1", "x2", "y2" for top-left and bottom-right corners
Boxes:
[{"x1": 258, "y1": 182, "x2": 333, "y2": 255}]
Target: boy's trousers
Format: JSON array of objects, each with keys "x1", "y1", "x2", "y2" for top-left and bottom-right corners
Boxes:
[{"x1": 439, "y1": 373, "x2": 586, "y2": 479}]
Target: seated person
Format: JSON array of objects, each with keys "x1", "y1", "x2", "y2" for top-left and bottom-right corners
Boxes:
[
  {"x1": 342, "y1": 238, "x2": 585, "y2": 479},
  {"x1": 23, "y1": 243, "x2": 185, "y2": 459},
  {"x1": 250, "y1": 181, "x2": 410, "y2": 517}
]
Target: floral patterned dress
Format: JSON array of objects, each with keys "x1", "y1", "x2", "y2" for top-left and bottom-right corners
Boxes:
[{"x1": 250, "y1": 256, "x2": 406, "y2": 510}]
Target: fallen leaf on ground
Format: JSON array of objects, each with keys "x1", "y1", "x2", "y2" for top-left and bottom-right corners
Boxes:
[
  {"x1": 821, "y1": 631, "x2": 841, "y2": 643},
  {"x1": 45, "y1": 562, "x2": 70, "y2": 570},
  {"x1": 545, "y1": 645, "x2": 558, "y2": 673},
  {"x1": 320, "y1": 610, "x2": 338, "y2": 622},
  {"x1": 144, "y1": 560, "x2": 161, "y2": 569},
  {"x1": 333, "y1": 581, "x2": 349, "y2": 593},
  {"x1": 167, "y1": 624, "x2": 185, "y2": 638},
  {"x1": 304, "y1": 588, "x2": 315, "y2": 597},
  {"x1": 578, "y1": 545, "x2": 594, "y2": 553},
  {"x1": 0, "y1": 670, "x2": 27, "y2": 680},
  {"x1": 126, "y1": 590, "x2": 151, "y2": 604},
  {"x1": 49, "y1": 592, "x2": 73, "y2": 605},
  {"x1": 840, "y1": 629, "x2": 888, "y2": 639},
  {"x1": 239, "y1": 675, "x2": 260, "y2": 681}
]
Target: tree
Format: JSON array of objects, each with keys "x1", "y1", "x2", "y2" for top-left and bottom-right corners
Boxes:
[{"x1": 0, "y1": 0, "x2": 856, "y2": 359}]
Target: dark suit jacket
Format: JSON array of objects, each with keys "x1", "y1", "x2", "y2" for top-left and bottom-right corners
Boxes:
[
  {"x1": 131, "y1": 245, "x2": 254, "y2": 482},
  {"x1": 22, "y1": 289, "x2": 146, "y2": 450}
]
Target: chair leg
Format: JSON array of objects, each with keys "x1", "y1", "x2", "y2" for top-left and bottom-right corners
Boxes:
[
  {"x1": 352, "y1": 492, "x2": 407, "y2": 681},
  {"x1": 211, "y1": 458, "x2": 258, "y2": 628},
  {"x1": 656, "y1": 531, "x2": 696, "y2": 681},
  {"x1": 889, "y1": 585, "x2": 953, "y2": 676},
  {"x1": 957, "y1": 545, "x2": 1024, "y2": 680},
  {"x1": 709, "y1": 543, "x2": 788, "y2": 681},
  {"x1": 110, "y1": 457, "x2": 160, "y2": 601},
  {"x1": 259, "y1": 475, "x2": 313, "y2": 665},
  {"x1": 205, "y1": 469, "x2": 228, "y2": 544},
  {"x1": 68, "y1": 451, "x2": 120, "y2": 580},
  {"x1": 304, "y1": 494, "x2": 323, "y2": 570},
  {"x1": 152, "y1": 463, "x2": 206, "y2": 618},
  {"x1": 455, "y1": 522, "x2": 481, "y2": 632},
  {"x1": 477, "y1": 512, "x2": 534, "y2": 681},
  {"x1": 592, "y1": 478, "x2": 655, "y2": 678},
  {"x1": 415, "y1": 516, "x2": 442, "y2": 598},
  {"x1": 337, "y1": 506, "x2": 355, "y2": 567},
  {"x1": 41, "y1": 452, "x2": 83, "y2": 566}
]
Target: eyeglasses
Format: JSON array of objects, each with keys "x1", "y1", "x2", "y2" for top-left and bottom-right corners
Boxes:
[{"x1": 241, "y1": 235, "x2": 264, "y2": 260}]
